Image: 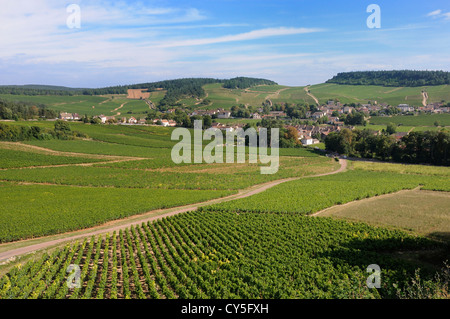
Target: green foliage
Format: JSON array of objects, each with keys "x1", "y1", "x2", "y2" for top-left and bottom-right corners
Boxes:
[
  {"x1": 370, "y1": 114, "x2": 450, "y2": 127},
  {"x1": 0, "y1": 182, "x2": 234, "y2": 242},
  {"x1": 223, "y1": 77, "x2": 277, "y2": 89},
  {"x1": 0, "y1": 210, "x2": 443, "y2": 299},
  {"x1": 0, "y1": 122, "x2": 87, "y2": 142},
  {"x1": 205, "y1": 170, "x2": 449, "y2": 214},
  {"x1": 327, "y1": 70, "x2": 450, "y2": 87},
  {"x1": 325, "y1": 128, "x2": 450, "y2": 166},
  {"x1": 0, "y1": 148, "x2": 104, "y2": 169},
  {"x1": 344, "y1": 111, "x2": 366, "y2": 126},
  {"x1": 0, "y1": 99, "x2": 57, "y2": 120}
]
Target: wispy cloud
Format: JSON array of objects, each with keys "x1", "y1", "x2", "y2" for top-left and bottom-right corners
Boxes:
[
  {"x1": 156, "y1": 27, "x2": 323, "y2": 48},
  {"x1": 426, "y1": 9, "x2": 450, "y2": 20},
  {"x1": 427, "y1": 9, "x2": 442, "y2": 16}
]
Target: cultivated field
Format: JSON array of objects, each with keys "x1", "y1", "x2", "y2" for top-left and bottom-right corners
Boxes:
[{"x1": 0, "y1": 120, "x2": 449, "y2": 300}]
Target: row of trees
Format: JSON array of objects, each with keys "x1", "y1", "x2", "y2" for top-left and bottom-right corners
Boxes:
[
  {"x1": 0, "y1": 99, "x2": 58, "y2": 120},
  {"x1": 0, "y1": 85, "x2": 82, "y2": 96},
  {"x1": 0, "y1": 121, "x2": 88, "y2": 142},
  {"x1": 327, "y1": 70, "x2": 450, "y2": 87},
  {"x1": 325, "y1": 128, "x2": 450, "y2": 166}
]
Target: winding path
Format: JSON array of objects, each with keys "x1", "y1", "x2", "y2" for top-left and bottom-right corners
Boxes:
[
  {"x1": 0, "y1": 159, "x2": 347, "y2": 264},
  {"x1": 304, "y1": 86, "x2": 319, "y2": 105}
]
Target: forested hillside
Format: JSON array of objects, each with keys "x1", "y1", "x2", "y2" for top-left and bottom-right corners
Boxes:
[
  {"x1": 326, "y1": 70, "x2": 450, "y2": 87},
  {"x1": 0, "y1": 99, "x2": 57, "y2": 120},
  {"x1": 223, "y1": 77, "x2": 278, "y2": 89}
]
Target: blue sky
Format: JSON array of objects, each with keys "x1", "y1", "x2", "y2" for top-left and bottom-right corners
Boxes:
[{"x1": 0, "y1": 0, "x2": 449, "y2": 87}]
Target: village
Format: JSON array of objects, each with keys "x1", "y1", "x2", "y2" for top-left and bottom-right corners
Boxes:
[{"x1": 57, "y1": 99, "x2": 449, "y2": 146}]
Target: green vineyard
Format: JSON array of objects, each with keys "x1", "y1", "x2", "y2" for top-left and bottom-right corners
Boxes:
[{"x1": 0, "y1": 211, "x2": 442, "y2": 299}]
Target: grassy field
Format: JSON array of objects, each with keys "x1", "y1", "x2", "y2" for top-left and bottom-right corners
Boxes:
[
  {"x1": 307, "y1": 83, "x2": 450, "y2": 106},
  {"x1": 369, "y1": 114, "x2": 450, "y2": 127},
  {"x1": 317, "y1": 189, "x2": 450, "y2": 241},
  {"x1": 0, "y1": 122, "x2": 338, "y2": 242},
  {"x1": 205, "y1": 169, "x2": 450, "y2": 214},
  {"x1": 0, "y1": 94, "x2": 150, "y2": 118},
  {"x1": 0, "y1": 182, "x2": 234, "y2": 243}
]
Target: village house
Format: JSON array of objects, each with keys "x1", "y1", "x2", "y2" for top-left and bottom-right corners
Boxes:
[
  {"x1": 216, "y1": 111, "x2": 232, "y2": 119},
  {"x1": 59, "y1": 112, "x2": 75, "y2": 121},
  {"x1": 153, "y1": 119, "x2": 176, "y2": 127},
  {"x1": 128, "y1": 117, "x2": 138, "y2": 124},
  {"x1": 92, "y1": 115, "x2": 115, "y2": 124},
  {"x1": 342, "y1": 106, "x2": 354, "y2": 114},
  {"x1": 398, "y1": 104, "x2": 414, "y2": 113}
]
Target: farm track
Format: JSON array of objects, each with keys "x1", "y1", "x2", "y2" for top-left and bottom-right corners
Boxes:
[
  {"x1": 304, "y1": 86, "x2": 319, "y2": 105},
  {"x1": 0, "y1": 159, "x2": 347, "y2": 263},
  {"x1": 422, "y1": 91, "x2": 428, "y2": 106}
]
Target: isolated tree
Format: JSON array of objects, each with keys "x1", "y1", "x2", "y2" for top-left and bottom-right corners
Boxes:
[{"x1": 386, "y1": 123, "x2": 397, "y2": 135}]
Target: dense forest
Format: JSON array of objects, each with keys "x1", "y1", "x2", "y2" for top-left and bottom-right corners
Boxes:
[
  {"x1": 223, "y1": 77, "x2": 277, "y2": 89},
  {"x1": 326, "y1": 70, "x2": 450, "y2": 87},
  {"x1": 0, "y1": 99, "x2": 58, "y2": 120},
  {"x1": 325, "y1": 128, "x2": 450, "y2": 166}
]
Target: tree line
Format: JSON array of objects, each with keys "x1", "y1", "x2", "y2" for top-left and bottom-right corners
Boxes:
[
  {"x1": 223, "y1": 77, "x2": 277, "y2": 89},
  {"x1": 325, "y1": 128, "x2": 450, "y2": 166},
  {"x1": 326, "y1": 70, "x2": 450, "y2": 87},
  {"x1": 0, "y1": 121, "x2": 88, "y2": 142},
  {"x1": 0, "y1": 99, "x2": 58, "y2": 120}
]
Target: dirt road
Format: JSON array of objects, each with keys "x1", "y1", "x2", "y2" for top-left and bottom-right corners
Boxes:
[
  {"x1": 0, "y1": 159, "x2": 347, "y2": 264},
  {"x1": 422, "y1": 91, "x2": 428, "y2": 106},
  {"x1": 304, "y1": 86, "x2": 319, "y2": 105}
]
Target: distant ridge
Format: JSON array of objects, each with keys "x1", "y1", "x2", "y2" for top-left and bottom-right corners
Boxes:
[
  {"x1": 0, "y1": 77, "x2": 277, "y2": 96},
  {"x1": 0, "y1": 84, "x2": 85, "y2": 91},
  {"x1": 326, "y1": 70, "x2": 450, "y2": 87}
]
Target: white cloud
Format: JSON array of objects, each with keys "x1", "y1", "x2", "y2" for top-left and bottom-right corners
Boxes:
[
  {"x1": 156, "y1": 27, "x2": 323, "y2": 48},
  {"x1": 427, "y1": 9, "x2": 442, "y2": 17},
  {"x1": 426, "y1": 9, "x2": 450, "y2": 20}
]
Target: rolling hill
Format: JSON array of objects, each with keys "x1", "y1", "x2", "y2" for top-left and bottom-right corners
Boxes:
[{"x1": 1, "y1": 75, "x2": 450, "y2": 118}]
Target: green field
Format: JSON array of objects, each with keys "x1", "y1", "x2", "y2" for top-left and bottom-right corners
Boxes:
[
  {"x1": 0, "y1": 208, "x2": 446, "y2": 299},
  {"x1": 0, "y1": 182, "x2": 234, "y2": 243},
  {"x1": 307, "y1": 83, "x2": 450, "y2": 106},
  {"x1": 369, "y1": 114, "x2": 450, "y2": 127},
  {"x1": 0, "y1": 120, "x2": 449, "y2": 300},
  {"x1": 0, "y1": 94, "x2": 150, "y2": 118},
  {"x1": 0, "y1": 122, "x2": 337, "y2": 242},
  {"x1": 318, "y1": 189, "x2": 450, "y2": 241},
  {"x1": 2, "y1": 82, "x2": 450, "y2": 115},
  {"x1": 205, "y1": 170, "x2": 450, "y2": 214}
]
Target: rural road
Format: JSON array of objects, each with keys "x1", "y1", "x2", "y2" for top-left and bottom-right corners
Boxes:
[
  {"x1": 304, "y1": 86, "x2": 319, "y2": 105},
  {"x1": 0, "y1": 159, "x2": 347, "y2": 264}
]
